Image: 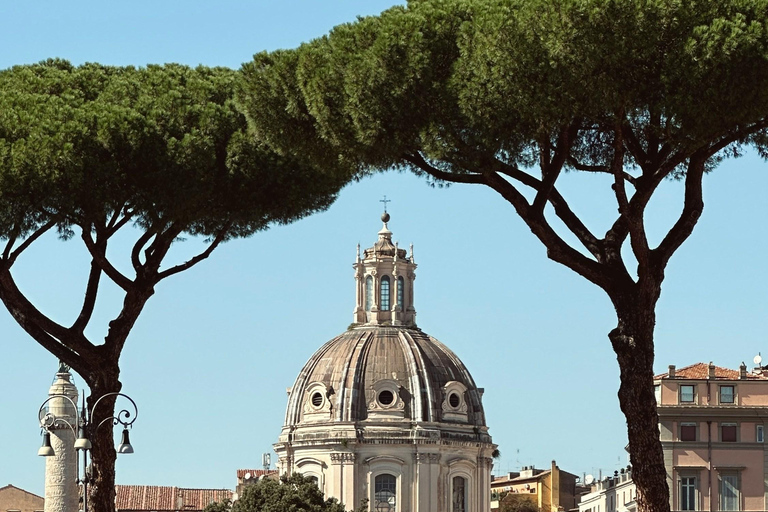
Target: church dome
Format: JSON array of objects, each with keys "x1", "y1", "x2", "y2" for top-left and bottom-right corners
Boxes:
[
  {"x1": 274, "y1": 211, "x2": 495, "y2": 512},
  {"x1": 283, "y1": 325, "x2": 487, "y2": 428}
]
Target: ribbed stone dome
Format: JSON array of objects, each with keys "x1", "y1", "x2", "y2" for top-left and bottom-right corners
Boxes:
[
  {"x1": 284, "y1": 326, "x2": 487, "y2": 430},
  {"x1": 274, "y1": 214, "x2": 495, "y2": 512}
]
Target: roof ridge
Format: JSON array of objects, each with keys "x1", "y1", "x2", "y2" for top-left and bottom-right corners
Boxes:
[
  {"x1": 178, "y1": 487, "x2": 233, "y2": 491},
  {"x1": 676, "y1": 362, "x2": 708, "y2": 371},
  {"x1": 0, "y1": 484, "x2": 44, "y2": 499}
]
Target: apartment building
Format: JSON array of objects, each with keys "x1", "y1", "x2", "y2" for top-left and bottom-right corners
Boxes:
[
  {"x1": 578, "y1": 468, "x2": 636, "y2": 512},
  {"x1": 491, "y1": 461, "x2": 578, "y2": 512},
  {"x1": 655, "y1": 361, "x2": 768, "y2": 511}
]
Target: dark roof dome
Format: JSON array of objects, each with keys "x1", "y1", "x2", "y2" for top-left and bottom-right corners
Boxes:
[{"x1": 284, "y1": 326, "x2": 487, "y2": 429}]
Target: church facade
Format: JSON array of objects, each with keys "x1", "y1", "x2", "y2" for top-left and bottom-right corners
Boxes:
[{"x1": 274, "y1": 213, "x2": 496, "y2": 512}]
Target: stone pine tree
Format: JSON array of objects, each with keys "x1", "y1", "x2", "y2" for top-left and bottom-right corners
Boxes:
[
  {"x1": 202, "y1": 473, "x2": 368, "y2": 512},
  {"x1": 0, "y1": 60, "x2": 350, "y2": 512},
  {"x1": 236, "y1": 1, "x2": 768, "y2": 511},
  {"x1": 207, "y1": 473, "x2": 350, "y2": 512}
]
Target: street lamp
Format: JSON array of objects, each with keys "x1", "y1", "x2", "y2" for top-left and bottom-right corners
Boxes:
[{"x1": 38, "y1": 390, "x2": 138, "y2": 512}]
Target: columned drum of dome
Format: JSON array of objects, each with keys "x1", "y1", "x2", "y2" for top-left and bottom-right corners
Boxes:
[{"x1": 275, "y1": 213, "x2": 496, "y2": 512}]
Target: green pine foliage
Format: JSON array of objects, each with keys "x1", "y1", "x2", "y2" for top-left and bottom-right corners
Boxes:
[
  {"x1": 237, "y1": 2, "x2": 768, "y2": 512},
  {"x1": 203, "y1": 474, "x2": 363, "y2": 512}
]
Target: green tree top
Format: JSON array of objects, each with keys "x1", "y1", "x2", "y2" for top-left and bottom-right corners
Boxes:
[
  {"x1": 203, "y1": 473, "x2": 352, "y2": 512},
  {"x1": 237, "y1": 2, "x2": 768, "y2": 512},
  {"x1": 0, "y1": 59, "x2": 351, "y2": 512},
  {"x1": 0, "y1": 59, "x2": 345, "y2": 246}
]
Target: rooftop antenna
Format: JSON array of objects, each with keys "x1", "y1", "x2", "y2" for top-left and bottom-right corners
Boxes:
[
  {"x1": 380, "y1": 195, "x2": 391, "y2": 213},
  {"x1": 262, "y1": 452, "x2": 271, "y2": 471}
]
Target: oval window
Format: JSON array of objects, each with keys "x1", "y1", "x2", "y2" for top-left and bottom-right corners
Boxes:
[
  {"x1": 378, "y1": 389, "x2": 395, "y2": 405},
  {"x1": 311, "y1": 392, "x2": 323, "y2": 407},
  {"x1": 449, "y1": 392, "x2": 460, "y2": 408}
]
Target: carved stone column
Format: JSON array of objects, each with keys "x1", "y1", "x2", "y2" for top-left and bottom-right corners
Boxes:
[{"x1": 44, "y1": 369, "x2": 79, "y2": 512}]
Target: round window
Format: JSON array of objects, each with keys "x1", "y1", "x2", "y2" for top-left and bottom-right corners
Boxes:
[
  {"x1": 449, "y1": 392, "x2": 461, "y2": 408},
  {"x1": 378, "y1": 389, "x2": 395, "y2": 406},
  {"x1": 311, "y1": 391, "x2": 323, "y2": 407}
]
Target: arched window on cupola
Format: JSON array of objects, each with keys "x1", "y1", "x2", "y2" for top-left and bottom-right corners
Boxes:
[
  {"x1": 381, "y1": 276, "x2": 391, "y2": 310},
  {"x1": 365, "y1": 276, "x2": 373, "y2": 311},
  {"x1": 397, "y1": 276, "x2": 404, "y2": 308}
]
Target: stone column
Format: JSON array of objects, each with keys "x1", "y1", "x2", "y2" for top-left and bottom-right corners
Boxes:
[
  {"x1": 330, "y1": 452, "x2": 356, "y2": 507},
  {"x1": 44, "y1": 369, "x2": 79, "y2": 512},
  {"x1": 413, "y1": 453, "x2": 439, "y2": 512},
  {"x1": 478, "y1": 457, "x2": 493, "y2": 512}
]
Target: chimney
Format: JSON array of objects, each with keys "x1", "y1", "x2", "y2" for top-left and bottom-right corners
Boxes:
[
  {"x1": 740, "y1": 362, "x2": 747, "y2": 379},
  {"x1": 668, "y1": 365, "x2": 676, "y2": 378},
  {"x1": 708, "y1": 362, "x2": 716, "y2": 378}
]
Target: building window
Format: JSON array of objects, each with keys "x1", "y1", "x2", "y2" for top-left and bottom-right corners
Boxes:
[
  {"x1": 758, "y1": 425, "x2": 764, "y2": 443},
  {"x1": 365, "y1": 276, "x2": 373, "y2": 311},
  {"x1": 654, "y1": 384, "x2": 661, "y2": 404},
  {"x1": 719, "y1": 472, "x2": 740, "y2": 511},
  {"x1": 381, "y1": 276, "x2": 391, "y2": 310},
  {"x1": 375, "y1": 474, "x2": 397, "y2": 512},
  {"x1": 452, "y1": 476, "x2": 467, "y2": 512},
  {"x1": 680, "y1": 423, "x2": 697, "y2": 441},
  {"x1": 397, "y1": 276, "x2": 404, "y2": 307},
  {"x1": 721, "y1": 423, "x2": 737, "y2": 442},
  {"x1": 680, "y1": 476, "x2": 696, "y2": 510},
  {"x1": 720, "y1": 385, "x2": 735, "y2": 404},
  {"x1": 680, "y1": 385, "x2": 695, "y2": 403}
]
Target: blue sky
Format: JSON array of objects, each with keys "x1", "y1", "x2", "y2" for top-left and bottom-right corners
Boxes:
[{"x1": 1, "y1": 0, "x2": 767, "y2": 496}]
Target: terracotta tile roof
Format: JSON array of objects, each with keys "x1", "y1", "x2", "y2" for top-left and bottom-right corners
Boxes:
[
  {"x1": 654, "y1": 362, "x2": 768, "y2": 380},
  {"x1": 115, "y1": 485, "x2": 232, "y2": 511},
  {"x1": 236, "y1": 469, "x2": 278, "y2": 479}
]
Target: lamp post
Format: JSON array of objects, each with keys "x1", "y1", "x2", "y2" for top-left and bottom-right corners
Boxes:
[{"x1": 38, "y1": 386, "x2": 138, "y2": 512}]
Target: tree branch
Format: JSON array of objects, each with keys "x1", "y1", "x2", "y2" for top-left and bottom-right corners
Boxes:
[
  {"x1": 614, "y1": 123, "x2": 651, "y2": 279},
  {"x1": 704, "y1": 118, "x2": 768, "y2": 158},
  {"x1": 568, "y1": 157, "x2": 637, "y2": 186},
  {"x1": 143, "y1": 223, "x2": 183, "y2": 275},
  {"x1": 71, "y1": 259, "x2": 102, "y2": 334},
  {"x1": 532, "y1": 123, "x2": 579, "y2": 213},
  {"x1": 479, "y1": 170, "x2": 610, "y2": 289},
  {"x1": 82, "y1": 231, "x2": 133, "y2": 291},
  {"x1": 403, "y1": 153, "x2": 485, "y2": 184},
  {"x1": 621, "y1": 121, "x2": 648, "y2": 171},
  {"x1": 6, "y1": 220, "x2": 58, "y2": 266},
  {"x1": 131, "y1": 230, "x2": 156, "y2": 274},
  {"x1": 652, "y1": 154, "x2": 706, "y2": 269},
  {"x1": 156, "y1": 223, "x2": 233, "y2": 281},
  {"x1": 105, "y1": 210, "x2": 134, "y2": 238},
  {"x1": 0, "y1": 266, "x2": 94, "y2": 362}
]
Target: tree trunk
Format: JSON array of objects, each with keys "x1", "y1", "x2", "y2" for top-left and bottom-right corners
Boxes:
[
  {"x1": 85, "y1": 370, "x2": 122, "y2": 512},
  {"x1": 610, "y1": 293, "x2": 669, "y2": 512}
]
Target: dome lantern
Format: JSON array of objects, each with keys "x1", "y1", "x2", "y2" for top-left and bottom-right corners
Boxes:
[{"x1": 353, "y1": 212, "x2": 416, "y2": 326}]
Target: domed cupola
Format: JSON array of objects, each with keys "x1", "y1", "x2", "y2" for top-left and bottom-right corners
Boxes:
[
  {"x1": 353, "y1": 212, "x2": 416, "y2": 326},
  {"x1": 274, "y1": 213, "x2": 496, "y2": 512}
]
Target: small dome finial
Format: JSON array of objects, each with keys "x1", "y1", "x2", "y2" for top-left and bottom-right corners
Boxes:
[{"x1": 381, "y1": 212, "x2": 390, "y2": 223}]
